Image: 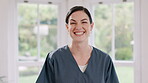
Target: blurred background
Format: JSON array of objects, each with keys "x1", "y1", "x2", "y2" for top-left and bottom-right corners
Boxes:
[{"x1": 0, "y1": 0, "x2": 148, "y2": 83}]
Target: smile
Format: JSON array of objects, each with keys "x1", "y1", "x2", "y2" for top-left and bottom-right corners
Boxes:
[{"x1": 74, "y1": 32, "x2": 85, "y2": 36}]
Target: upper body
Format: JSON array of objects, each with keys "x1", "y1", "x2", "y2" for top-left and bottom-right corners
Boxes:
[
  {"x1": 36, "y1": 6, "x2": 119, "y2": 83},
  {"x1": 36, "y1": 45, "x2": 119, "y2": 83}
]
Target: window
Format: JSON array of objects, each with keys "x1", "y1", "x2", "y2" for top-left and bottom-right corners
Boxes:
[
  {"x1": 18, "y1": 3, "x2": 58, "y2": 82},
  {"x1": 93, "y1": 1, "x2": 134, "y2": 83}
]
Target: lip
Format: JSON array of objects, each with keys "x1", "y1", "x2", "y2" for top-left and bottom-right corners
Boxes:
[{"x1": 74, "y1": 31, "x2": 85, "y2": 36}]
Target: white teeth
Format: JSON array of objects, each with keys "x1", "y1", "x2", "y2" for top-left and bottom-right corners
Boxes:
[{"x1": 75, "y1": 32, "x2": 84, "y2": 35}]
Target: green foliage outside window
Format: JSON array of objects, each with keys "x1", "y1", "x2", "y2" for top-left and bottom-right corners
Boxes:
[
  {"x1": 94, "y1": 3, "x2": 134, "y2": 60},
  {"x1": 18, "y1": 3, "x2": 58, "y2": 59}
]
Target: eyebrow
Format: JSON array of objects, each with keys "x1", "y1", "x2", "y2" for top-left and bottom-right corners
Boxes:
[
  {"x1": 70, "y1": 18, "x2": 88, "y2": 22},
  {"x1": 70, "y1": 19, "x2": 76, "y2": 22},
  {"x1": 81, "y1": 18, "x2": 88, "y2": 21}
]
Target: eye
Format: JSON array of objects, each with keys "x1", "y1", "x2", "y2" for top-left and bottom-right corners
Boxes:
[
  {"x1": 70, "y1": 22, "x2": 76, "y2": 25},
  {"x1": 82, "y1": 21, "x2": 88, "y2": 24}
]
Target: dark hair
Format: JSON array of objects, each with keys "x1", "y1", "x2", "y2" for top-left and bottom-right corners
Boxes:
[{"x1": 65, "y1": 6, "x2": 93, "y2": 24}]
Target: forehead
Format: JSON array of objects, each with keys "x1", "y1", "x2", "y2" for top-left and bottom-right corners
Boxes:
[{"x1": 69, "y1": 11, "x2": 89, "y2": 21}]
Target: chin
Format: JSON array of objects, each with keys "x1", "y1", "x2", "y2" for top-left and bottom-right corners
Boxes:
[{"x1": 72, "y1": 38, "x2": 88, "y2": 43}]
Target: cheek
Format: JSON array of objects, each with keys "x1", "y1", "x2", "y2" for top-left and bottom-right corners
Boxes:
[
  {"x1": 67, "y1": 26, "x2": 74, "y2": 33},
  {"x1": 83, "y1": 25, "x2": 91, "y2": 31}
]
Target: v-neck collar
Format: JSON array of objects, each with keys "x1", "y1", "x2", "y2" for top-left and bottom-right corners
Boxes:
[{"x1": 66, "y1": 45, "x2": 94, "y2": 74}]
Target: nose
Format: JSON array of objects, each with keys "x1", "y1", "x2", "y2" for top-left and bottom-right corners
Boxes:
[{"x1": 75, "y1": 23, "x2": 82, "y2": 30}]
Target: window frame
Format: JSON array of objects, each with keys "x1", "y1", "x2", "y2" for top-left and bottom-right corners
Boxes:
[
  {"x1": 90, "y1": 0, "x2": 135, "y2": 82},
  {"x1": 16, "y1": 0, "x2": 140, "y2": 83},
  {"x1": 17, "y1": 1, "x2": 66, "y2": 83},
  {"x1": 17, "y1": 0, "x2": 68, "y2": 72}
]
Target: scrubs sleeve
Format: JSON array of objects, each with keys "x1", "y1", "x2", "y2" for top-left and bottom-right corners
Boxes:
[
  {"x1": 36, "y1": 53, "x2": 55, "y2": 83},
  {"x1": 105, "y1": 56, "x2": 119, "y2": 83}
]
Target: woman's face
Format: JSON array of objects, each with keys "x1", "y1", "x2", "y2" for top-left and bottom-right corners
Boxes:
[{"x1": 66, "y1": 11, "x2": 94, "y2": 43}]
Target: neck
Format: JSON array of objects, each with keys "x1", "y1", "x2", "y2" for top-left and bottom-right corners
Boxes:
[{"x1": 69, "y1": 41, "x2": 92, "y2": 57}]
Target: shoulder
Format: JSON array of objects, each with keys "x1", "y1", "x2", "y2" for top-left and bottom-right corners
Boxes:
[
  {"x1": 92, "y1": 46, "x2": 114, "y2": 68},
  {"x1": 92, "y1": 46, "x2": 111, "y2": 60},
  {"x1": 47, "y1": 45, "x2": 69, "y2": 59}
]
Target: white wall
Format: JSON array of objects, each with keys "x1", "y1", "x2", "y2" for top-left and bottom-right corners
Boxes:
[
  {"x1": 140, "y1": 0, "x2": 148, "y2": 83},
  {"x1": 0, "y1": 0, "x2": 9, "y2": 80},
  {"x1": 0, "y1": 0, "x2": 18, "y2": 83},
  {"x1": 134, "y1": 0, "x2": 148, "y2": 83}
]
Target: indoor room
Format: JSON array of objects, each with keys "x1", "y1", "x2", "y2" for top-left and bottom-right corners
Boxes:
[{"x1": 0, "y1": 0, "x2": 148, "y2": 83}]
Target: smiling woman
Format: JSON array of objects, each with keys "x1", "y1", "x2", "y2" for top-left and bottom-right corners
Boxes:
[
  {"x1": 66, "y1": 10, "x2": 93, "y2": 43},
  {"x1": 36, "y1": 6, "x2": 119, "y2": 83}
]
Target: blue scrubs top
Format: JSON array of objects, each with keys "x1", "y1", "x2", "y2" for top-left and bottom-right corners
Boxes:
[{"x1": 36, "y1": 45, "x2": 119, "y2": 83}]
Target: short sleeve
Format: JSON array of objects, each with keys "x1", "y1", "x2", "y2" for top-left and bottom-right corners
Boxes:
[
  {"x1": 105, "y1": 56, "x2": 119, "y2": 83},
  {"x1": 36, "y1": 53, "x2": 55, "y2": 83}
]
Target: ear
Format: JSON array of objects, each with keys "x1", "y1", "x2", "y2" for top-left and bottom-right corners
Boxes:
[
  {"x1": 90, "y1": 22, "x2": 94, "y2": 31},
  {"x1": 66, "y1": 24, "x2": 69, "y2": 32}
]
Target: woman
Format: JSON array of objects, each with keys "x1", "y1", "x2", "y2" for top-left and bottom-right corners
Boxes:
[{"x1": 36, "y1": 6, "x2": 119, "y2": 83}]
